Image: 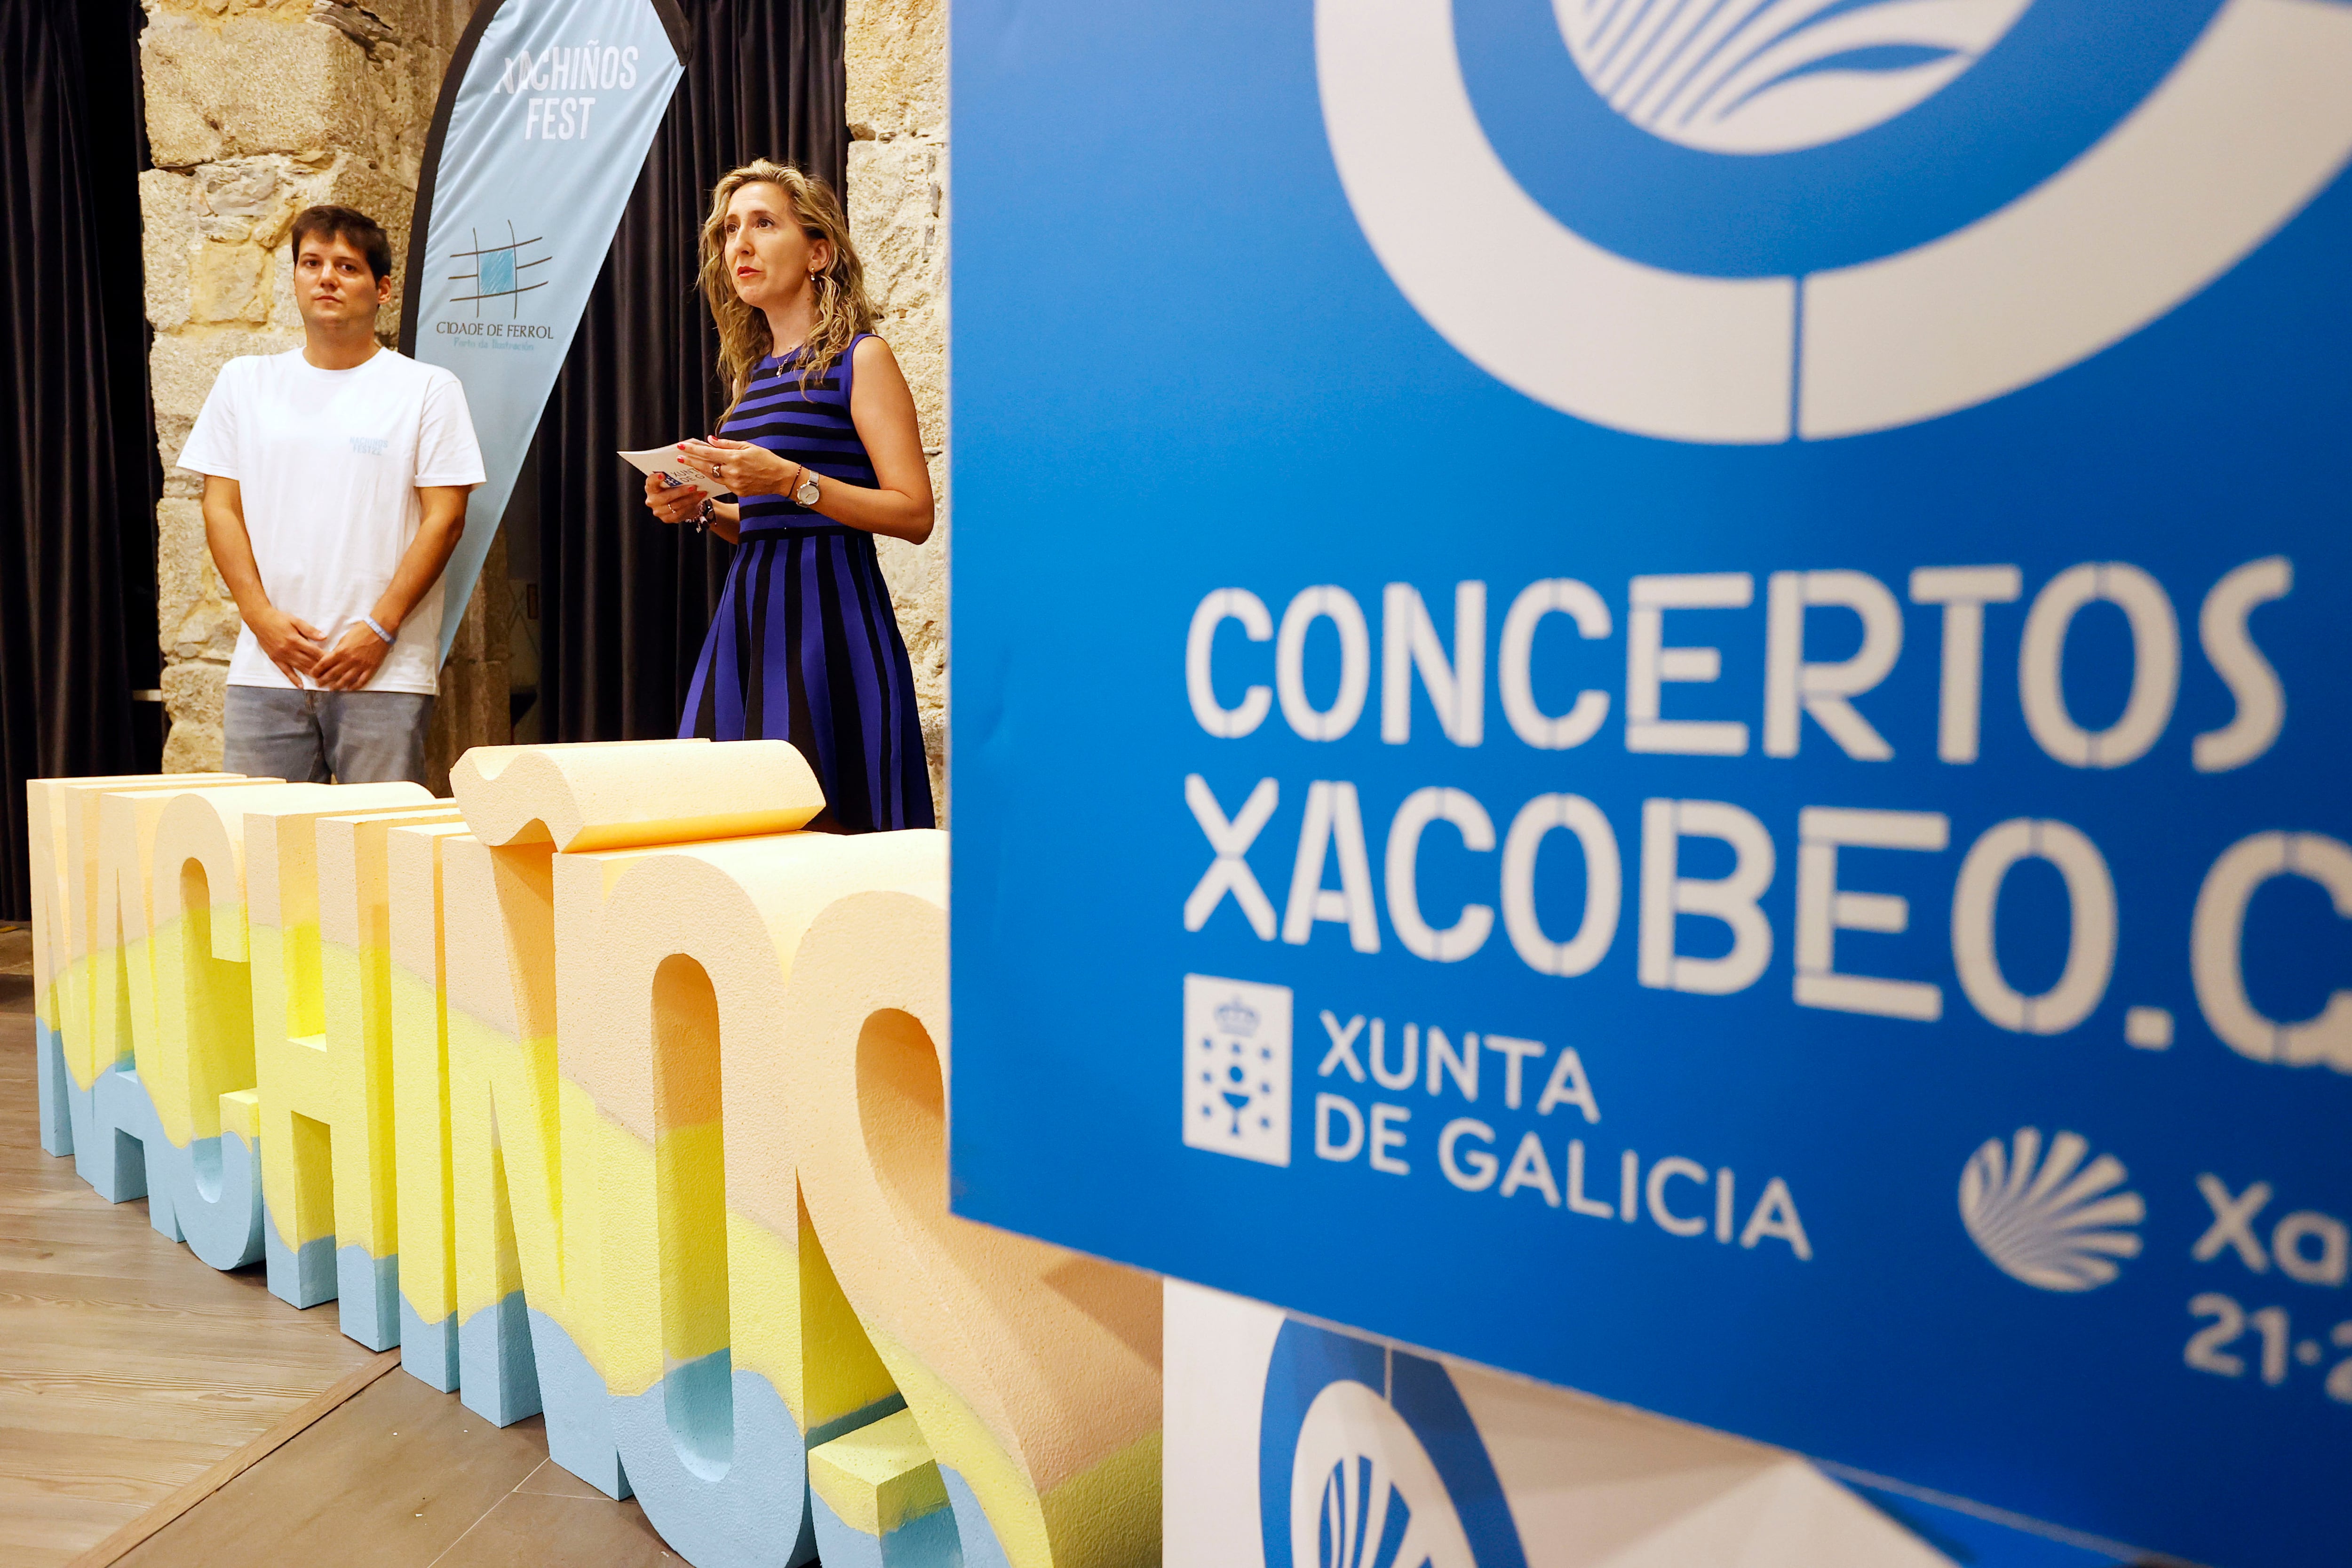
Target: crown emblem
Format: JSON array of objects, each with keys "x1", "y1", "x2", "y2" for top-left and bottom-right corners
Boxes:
[{"x1": 1214, "y1": 996, "x2": 1260, "y2": 1037}]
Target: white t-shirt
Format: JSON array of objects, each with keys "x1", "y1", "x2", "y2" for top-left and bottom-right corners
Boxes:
[{"x1": 177, "y1": 347, "x2": 486, "y2": 696}]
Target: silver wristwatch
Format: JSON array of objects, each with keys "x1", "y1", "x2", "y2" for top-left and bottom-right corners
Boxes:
[{"x1": 793, "y1": 467, "x2": 821, "y2": 507}]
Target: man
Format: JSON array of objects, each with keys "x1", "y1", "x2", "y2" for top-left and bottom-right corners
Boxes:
[{"x1": 178, "y1": 205, "x2": 484, "y2": 784}]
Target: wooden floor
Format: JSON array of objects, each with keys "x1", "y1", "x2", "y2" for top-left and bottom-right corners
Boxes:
[
  {"x1": 0, "y1": 925, "x2": 674, "y2": 1566},
  {"x1": 112, "y1": 1369, "x2": 677, "y2": 1567}
]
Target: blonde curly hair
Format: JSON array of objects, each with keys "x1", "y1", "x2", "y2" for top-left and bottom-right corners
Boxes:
[{"x1": 699, "y1": 160, "x2": 875, "y2": 409}]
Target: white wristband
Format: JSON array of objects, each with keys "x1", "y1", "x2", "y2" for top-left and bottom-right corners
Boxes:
[{"x1": 361, "y1": 614, "x2": 394, "y2": 645}]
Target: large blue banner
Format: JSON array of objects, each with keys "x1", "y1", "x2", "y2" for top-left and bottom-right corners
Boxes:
[
  {"x1": 400, "y1": 0, "x2": 684, "y2": 662},
  {"x1": 949, "y1": 2, "x2": 2352, "y2": 1564}
]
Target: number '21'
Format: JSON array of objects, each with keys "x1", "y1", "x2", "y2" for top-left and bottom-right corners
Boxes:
[{"x1": 2186, "y1": 1293, "x2": 2352, "y2": 1399}]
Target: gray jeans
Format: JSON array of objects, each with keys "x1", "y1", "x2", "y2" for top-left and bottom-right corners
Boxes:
[{"x1": 223, "y1": 686, "x2": 434, "y2": 785}]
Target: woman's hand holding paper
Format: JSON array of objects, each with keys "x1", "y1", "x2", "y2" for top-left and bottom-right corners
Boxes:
[
  {"x1": 644, "y1": 468, "x2": 707, "y2": 525},
  {"x1": 677, "y1": 435, "x2": 795, "y2": 497}
]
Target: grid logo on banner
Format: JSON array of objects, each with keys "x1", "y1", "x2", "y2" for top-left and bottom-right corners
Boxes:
[{"x1": 1184, "y1": 976, "x2": 1292, "y2": 1167}]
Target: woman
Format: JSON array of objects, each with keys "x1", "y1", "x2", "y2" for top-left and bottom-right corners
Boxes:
[{"x1": 647, "y1": 160, "x2": 936, "y2": 832}]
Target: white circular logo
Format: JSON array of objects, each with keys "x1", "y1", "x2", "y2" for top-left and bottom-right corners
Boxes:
[
  {"x1": 1317, "y1": 0, "x2": 2352, "y2": 441},
  {"x1": 1557, "y1": 0, "x2": 2032, "y2": 154},
  {"x1": 1959, "y1": 1127, "x2": 2145, "y2": 1292}
]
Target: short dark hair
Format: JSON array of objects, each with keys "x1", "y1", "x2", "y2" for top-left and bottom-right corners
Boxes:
[{"x1": 289, "y1": 205, "x2": 393, "y2": 281}]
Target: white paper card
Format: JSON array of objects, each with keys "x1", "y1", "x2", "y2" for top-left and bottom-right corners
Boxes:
[{"x1": 618, "y1": 446, "x2": 709, "y2": 489}]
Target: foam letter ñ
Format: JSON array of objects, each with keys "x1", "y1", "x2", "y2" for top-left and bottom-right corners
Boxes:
[{"x1": 440, "y1": 738, "x2": 833, "y2": 1503}]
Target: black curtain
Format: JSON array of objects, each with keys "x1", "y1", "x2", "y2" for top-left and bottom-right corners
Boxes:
[
  {"x1": 528, "y1": 0, "x2": 847, "y2": 743},
  {"x1": 0, "y1": 0, "x2": 162, "y2": 921}
]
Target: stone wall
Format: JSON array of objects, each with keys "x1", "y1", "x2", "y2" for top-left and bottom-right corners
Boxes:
[
  {"x1": 141, "y1": 0, "x2": 503, "y2": 776},
  {"x1": 847, "y1": 0, "x2": 950, "y2": 820}
]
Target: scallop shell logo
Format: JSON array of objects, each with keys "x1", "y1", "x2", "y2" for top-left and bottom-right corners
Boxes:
[
  {"x1": 1290, "y1": 1380, "x2": 1480, "y2": 1568},
  {"x1": 1959, "y1": 1128, "x2": 2144, "y2": 1292},
  {"x1": 1555, "y1": 0, "x2": 2033, "y2": 155}
]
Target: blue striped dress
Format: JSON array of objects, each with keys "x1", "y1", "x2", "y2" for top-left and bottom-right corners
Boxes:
[{"x1": 677, "y1": 334, "x2": 935, "y2": 832}]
